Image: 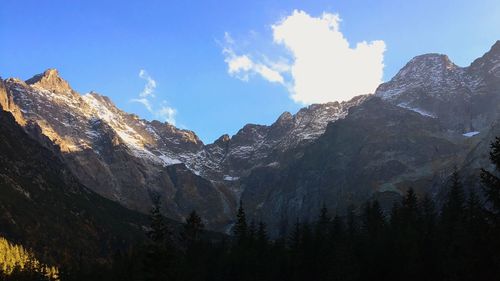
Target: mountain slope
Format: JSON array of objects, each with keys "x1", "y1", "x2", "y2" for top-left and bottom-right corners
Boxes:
[
  {"x1": 241, "y1": 97, "x2": 465, "y2": 228},
  {"x1": 2, "y1": 70, "x2": 366, "y2": 230},
  {"x1": 0, "y1": 79, "x2": 148, "y2": 265},
  {"x1": 240, "y1": 41, "x2": 500, "y2": 231},
  {"x1": 3, "y1": 72, "x2": 235, "y2": 229},
  {"x1": 2, "y1": 41, "x2": 499, "y2": 233},
  {"x1": 375, "y1": 40, "x2": 500, "y2": 133}
]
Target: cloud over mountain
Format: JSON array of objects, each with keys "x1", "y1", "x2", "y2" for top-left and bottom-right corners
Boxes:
[
  {"x1": 223, "y1": 33, "x2": 285, "y2": 84},
  {"x1": 132, "y1": 69, "x2": 177, "y2": 125},
  {"x1": 223, "y1": 10, "x2": 386, "y2": 104}
]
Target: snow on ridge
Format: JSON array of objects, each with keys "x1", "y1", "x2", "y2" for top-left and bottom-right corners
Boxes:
[
  {"x1": 81, "y1": 93, "x2": 216, "y2": 177},
  {"x1": 83, "y1": 93, "x2": 147, "y2": 150},
  {"x1": 158, "y1": 153, "x2": 182, "y2": 166},
  {"x1": 397, "y1": 103, "x2": 436, "y2": 118},
  {"x1": 223, "y1": 175, "x2": 240, "y2": 181},
  {"x1": 463, "y1": 131, "x2": 480, "y2": 137}
]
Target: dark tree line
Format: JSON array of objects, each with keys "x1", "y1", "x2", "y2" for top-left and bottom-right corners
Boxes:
[{"x1": 12, "y1": 137, "x2": 500, "y2": 280}]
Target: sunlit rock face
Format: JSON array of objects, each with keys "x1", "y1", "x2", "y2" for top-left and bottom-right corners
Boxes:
[
  {"x1": 3, "y1": 70, "x2": 234, "y2": 228},
  {"x1": 2, "y1": 68, "x2": 362, "y2": 230},
  {"x1": 2, "y1": 41, "x2": 499, "y2": 233},
  {"x1": 0, "y1": 107, "x2": 147, "y2": 262}
]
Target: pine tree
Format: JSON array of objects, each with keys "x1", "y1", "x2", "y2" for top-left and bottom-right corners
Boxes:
[
  {"x1": 257, "y1": 221, "x2": 268, "y2": 247},
  {"x1": 144, "y1": 194, "x2": 174, "y2": 281},
  {"x1": 182, "y1": 210, "x2": 204, "y2": 246},
  {"x1": 420, "y1": 194, "x2": 436, "y2": 235},
  {"x1": 331, "y1": 215, "x2": 344, "y2": 239},
  {"x1": 402, "y1": 188, "x2": 419, "y2": 225},
  {"x1": 147, "y1": 194, "x2": 170, "y2": 244},
  {"x1": 441, "y1": 169, "x2": 466, "y2": 228},
  {"x1": 440, "y1": 169, "x2": 467, "y2": 281},
  {"x1": 419, "y1": 193, "x2": 439, "y2": 281},
  {"x1": 362, "y1": 200, "x2": 385, "y2": 238},
  {"x1": 315, "y1": 204, "x2": 330, "y2": 241},
  {"x1": 289, "y1": 219, "x2": 302, "y2": 251},
  {"x1": 389, "y1": 202, "x2": 402, "y2": 231},
  {"x1": 359, "y1": 200, "x2": 386, "y2": 280},
  {"x1": 233, "y1": 200, "x2": 248, "y2": 244},
  {"x1": 346, "y1": 204, "x2": 358, "y2": 238},
  {"x1": 479, "y1": 136, "x2": 500, "y2": 277},
  {"x1": 481, "y1": 137, "x2": 500, "y2": 216},
  {"x1": 464, "y1": 189, "x2": 489, "y2": 277},
  {"x1": 465, "y1": 190, "x2": 485, "y2": 231},
  {"x1": 248, "y1": 220, "x2": 257, "y2": 244},
  {"x1": 318, "y1": 205, "x2": 330, "y2": 225}
]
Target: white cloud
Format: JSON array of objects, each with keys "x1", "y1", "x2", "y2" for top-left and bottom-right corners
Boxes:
[
  {"x1": 156, "y1": 103, "x2": 177, "y2": 125},
  {"x1": 254, "y1": 64, "x2": 285, "y2": 84},
  {"x1": 130, "y1": 97, "x2": 152, "y2": 112},
  {"x1": 224, "y1": 31, "x2": 235, "y2": 45},
  {"x1": 223, "y1": 10, "x2": 386, "y2": 104},
  {"x1": 138, "y1": 69, "x2": 157, "y2": 98},
  {"x1": 131, "y1": 69, "x2": 177, "y2": 125},
  {"x1": 222, "y1": 33, "x2": 285, "y2": 84}
]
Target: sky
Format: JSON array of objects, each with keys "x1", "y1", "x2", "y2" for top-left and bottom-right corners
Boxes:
[{"x1": 1, "y1": 0, "x2": 500, "y2": 143}]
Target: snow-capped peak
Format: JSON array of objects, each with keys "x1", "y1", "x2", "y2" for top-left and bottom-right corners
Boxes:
[{"x1": 375, "y1": 41, "x2": 500, "y2": 134}]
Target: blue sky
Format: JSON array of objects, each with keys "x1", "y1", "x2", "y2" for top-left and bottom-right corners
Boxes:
[{"x1": 1, "y1": 0, "x2": 499, "y2": 143}]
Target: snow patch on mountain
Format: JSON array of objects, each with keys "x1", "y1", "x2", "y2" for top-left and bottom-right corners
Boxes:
[
  {"x1": 158, "y1": 154, "x2": 182, "y2": 166},
  {"x1": 463, "y1": 131, "x2": 480, "y2": 137},
  {"x1": 223, "y1": 175, "x2": 240, "y2": 181},
  {"x1": 397, "y1": 103, "x2": 436, "y2": 118}
]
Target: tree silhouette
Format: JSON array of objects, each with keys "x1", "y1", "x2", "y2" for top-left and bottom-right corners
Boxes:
[
  {"x1": 233, "y1": 200, "x2": 248, "y2": 245},
  {"x1": 182, "y1": 210, "x2": 204, "y2": 246},
  {"x1": 144, "y1": 194, "x2": 174, "y2": 281},
  {"x1": 481, "y1": 137, "x2": 500, "y2": 216}
]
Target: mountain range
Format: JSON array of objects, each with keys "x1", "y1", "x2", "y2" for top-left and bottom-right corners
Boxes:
[
  {"x1": 0, "y1": 82, "x2": 148, "y2": 264},
  {"x1": 1, "y1": 41, "x2": 499, "y2": 234}
]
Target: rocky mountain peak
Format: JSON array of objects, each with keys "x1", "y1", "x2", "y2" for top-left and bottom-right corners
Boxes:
[
  {"x1": 214, "y1": 134, "x2": 231, "y2": 145},
  {"x1": 271, "y1": 112, "x2": 294, "y2": 131},
  {"x1": 375, "y1": 40, "x2": 500, "y2": 133},
  {"x1": 490, "y1": 40, "x2": 500, "y2": 54},
  {"x1": 393, "y1": 53, "x2": 459, "y2": 82},
  {"x1": 469, "y1": 40, "x2": 500, "y2": 76},
  {"x1": 276, "y1": 111, "x2": 293, "y2": 123},
  {"x1": 375, "y1": 52, "x2": 466, "y2": 102},
  {"x1": 25, "y1": 68, "x2": 73, "y2": 94}
]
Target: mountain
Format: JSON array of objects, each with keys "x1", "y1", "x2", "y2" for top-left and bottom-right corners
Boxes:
[
  {"x1": 241, "y1": 97, "x2": 463, "y2": 229},
  {"x1": 1, "y1": 70, "x2": 365, "y2": 230},
  {"x1": 375, "y1": 41, "x2": 500, "y2": 133},
  {"x1": 239, "y1": 41, "x2": 500, "y2": 231},
  {"x1": 211, "y1": 95, "x2": 368, "y2": 180},
  {"x1": 3, "y1": 71, "x2": 234, "y2": 229},
  {"x1": 0, "y1": 78, "x2": 148, "y2": 265},
  {"x1": 2, "y1": 41, "x2": 499, "y2": 233}
]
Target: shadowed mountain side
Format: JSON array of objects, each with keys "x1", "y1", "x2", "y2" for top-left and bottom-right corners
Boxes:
[
  {"x1": 1, "y1": 41, "x2": 499, "y2": 235},
  {"x1": 0, "y1": 107, "x2": 148, "y2": 266},
  {"x1": 241, "y1": 97, "x2": 466, "y2": 232},
  {"x1": 376, "y1": 41, "x2": 500, "y2": 133}
]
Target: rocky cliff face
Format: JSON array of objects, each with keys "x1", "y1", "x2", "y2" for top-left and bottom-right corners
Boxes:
[
  {"x1": 3, "y1": 71, "x2": 236, "y2": 229},
  {"x1": 241, "y1": 97, "x2": 464, "y2": 230},
  {"x1": 375, "y1": 41, "x2": 500, "y2": 133},
  {"x1": 2, "y1": 41, "x2": 500, "y2": 232},
  {"x1": 0, "y1": 93, "x2": 147, "y2": 264},
  {"x1": 211, "y1": 95, "x2": 368, "y2": 182},
  {"x1": 239, "y1": 41, "x2": 500, "y2": 232},
  {"x1": 2, "y1": 69, "x2": 361, "y2": 230}
]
